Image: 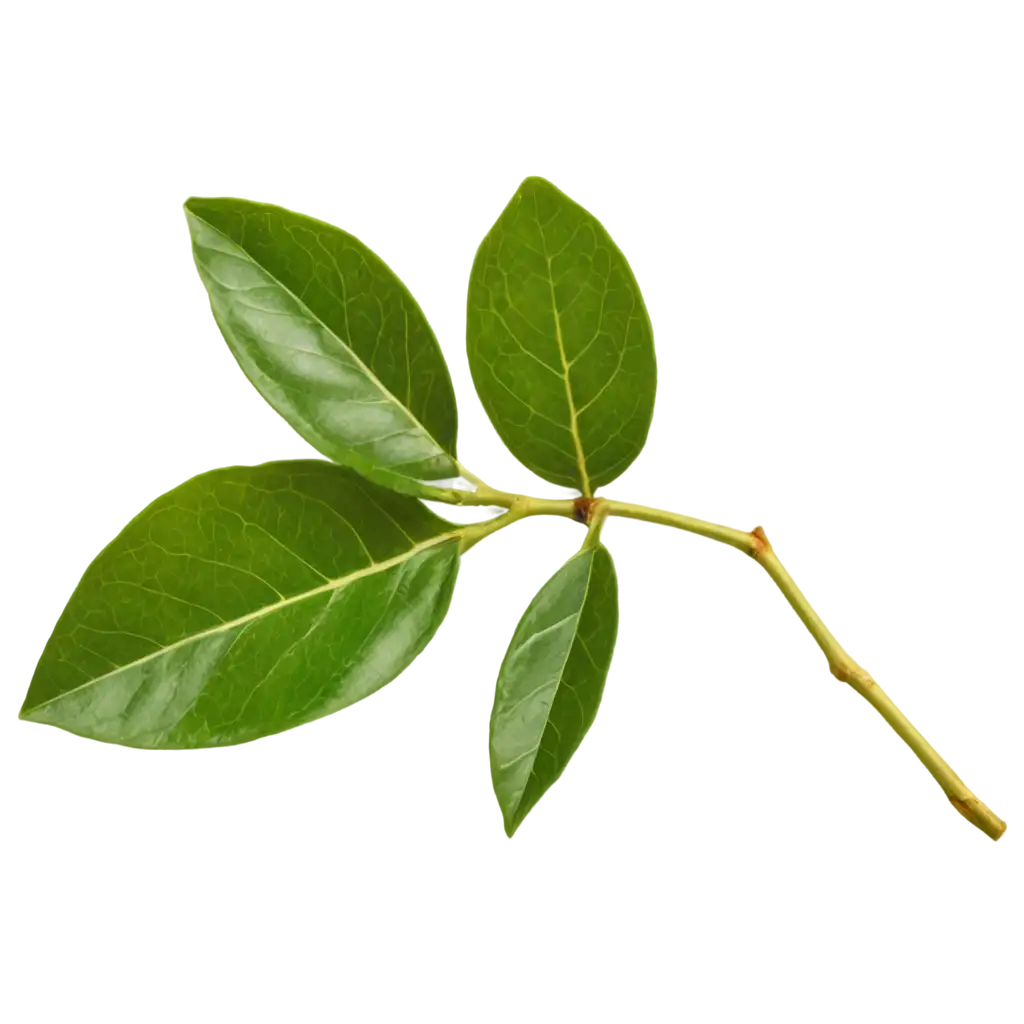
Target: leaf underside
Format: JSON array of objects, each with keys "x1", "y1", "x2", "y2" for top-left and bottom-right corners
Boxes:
[
  {"x1": 185, "y1": 198, "x2": 459, "y2": 497},
  {"x1": 467, "y1": 176, "x2": 656, "y2": 494},
  {"x1": 21, "y1": 461, "x2": 460, "y2": 748},
  {"x1": 490, "y1": 544, "x2": 618, "y2": 836}
]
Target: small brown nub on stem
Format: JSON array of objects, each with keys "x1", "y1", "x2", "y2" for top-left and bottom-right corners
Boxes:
[
  {"x1": 949, "y1": 796, "x2": 974, "y2": 822},
  {"x1": 830, "y1": 662, "x2": 851, "y2": 683},
  {"x1": 749, "y1": 525, "x2": 771, "y2": 560},
  {"x1": 573, "y1": 496, "x2": 597, "y2": 525}
]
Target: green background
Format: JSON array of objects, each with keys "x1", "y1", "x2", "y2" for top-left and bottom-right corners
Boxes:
[{"x1": 2, "y1": 9, "x2": 1024, "y2": 1024}]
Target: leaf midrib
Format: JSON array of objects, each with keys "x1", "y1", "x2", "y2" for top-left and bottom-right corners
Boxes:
[
  {"x1": 189, "y1": 208, "x2": 452, "y2": 465},
  {"x1": 543, "y1": 255, "x2": 591, "y2": 498},
  {"x1": 509, "y1": 549, "x2": 598, "y2": 826},
  {"x1": 22, "y1": 533, "x2": 457, "y2": 718}
]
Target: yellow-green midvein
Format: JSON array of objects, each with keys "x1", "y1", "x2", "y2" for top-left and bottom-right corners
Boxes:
[
  {"x1": 546, "y1": 259, "x2": 591, "y2": 497},
  {"x1": 21, "y1": 533, "x2": 462, "y2": 719}
]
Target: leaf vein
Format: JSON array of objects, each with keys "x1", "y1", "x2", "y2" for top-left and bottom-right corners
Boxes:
[{"x1": 25, "y1": 537, "x2": 457, "y2": 717}]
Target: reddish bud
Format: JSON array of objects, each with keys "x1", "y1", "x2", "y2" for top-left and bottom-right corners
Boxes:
[
  {"x1": 946, "y1": 794, "x2": 970, "y2": 827},
  {"x1": 573, "y1": 497, "x2": 598, "y2": 528},
  {"x1": 749, "y1": 528, "x2": 765, "y2": 561}
]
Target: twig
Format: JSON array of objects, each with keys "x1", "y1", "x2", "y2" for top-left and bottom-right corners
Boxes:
[{"x1": 602, "y1": 495, "x2": 1003, "y2": 839}]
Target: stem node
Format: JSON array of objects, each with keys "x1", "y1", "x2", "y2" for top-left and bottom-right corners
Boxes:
[
  {"x1": 573, "y1": 496, "x2": 599, "y2": 524},
  {"x1": 829, "y1": 662, "x2": 847, "y2": 682},
  {"x1": 749, "y1": 525, "x2": 771, "y2": 561}
]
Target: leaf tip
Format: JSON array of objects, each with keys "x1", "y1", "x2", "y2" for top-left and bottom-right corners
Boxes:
[
  {"x1": 502, "y1": 799, "x2": 534, "y2": 837},
  {"x1": 176, "y1": 192, "x2": 280, "y2": 241},
  {"x1": 466, "y1": 172, "x2": 548, "y2": 268},
  {"x1": 520, "y1": 169, "x2": 552, "y2": 190},
  {"x1": 13, "y1": 708, "x2": 44, "y2": 733},
  {"x1": 22, "y1": 462, "x2": 245, "y2": 704},
  {"x1": 177, "y1": 192, "x2": 264, "y2": 216},
  {"x1": 512, "y1": 171, "x2": 577, "y2": 204}
]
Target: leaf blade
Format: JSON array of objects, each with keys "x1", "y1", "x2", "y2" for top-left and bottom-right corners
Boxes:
[
  {"x1": 489, "y1": 544, "x2": 618, "y2": 835},
  {"x1": 20, "y1": 461, "x2": 460, "y2": 748},
  {"x1": 185, "y1": 198, "x2": 458, "y2": 496},
  {"x1": 467, "y1": 177, "x2": 656, "y2": 493}
]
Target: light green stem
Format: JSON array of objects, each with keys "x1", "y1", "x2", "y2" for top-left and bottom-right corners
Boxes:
[
  {"x1": 457, "y1": 509, "x2": 521, "y2": 553},
  {"x1": 428, "y1": 483, "x2": 516, "y2": 507},
  {"x1": 609, "y1": 505, "x2": 1007, "y2": 841},
  {"x1": 457, "y1": 493, "x2": 576, "y2": 553},
  {"x1": 448, "y1": 475, "x2": 1006, "y2": 840}
]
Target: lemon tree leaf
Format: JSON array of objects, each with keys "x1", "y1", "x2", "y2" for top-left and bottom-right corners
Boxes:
[
  {"x1": 467, "y1": 177, "x2": 656, "y2": 494},
  {"x1": 20, "y1": 461, "x2": 460, "y2": 748},
  {"x1": 186, "y1": 198, "x2": 459, "y2": 497},
  {"x1": 489, "y1": 544, "x2": 618, "y2": 835}
]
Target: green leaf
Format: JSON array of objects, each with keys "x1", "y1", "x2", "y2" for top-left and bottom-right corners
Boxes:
[
  {"x1": 20, "y1": 461, "x2": 460, "y2": 748},
  {"x1": 185, "y1": 198, "x2": 459, "y2": 497},
  {"x1": 489, "y1": 544, "x2": 618, "y2": 836},
  {"x1": 467, "y1": 177, "x2": 656, "y2": 495}
]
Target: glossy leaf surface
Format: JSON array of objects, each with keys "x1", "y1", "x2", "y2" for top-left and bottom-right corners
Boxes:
[
  {"x1": 490, "y1": 544, "x2": 618, "y2": 835},
  {"x1": 185, "y1": 198, "x2": 459, "y2": 496},
  {"x1": 467, "y1": 177, "x2": 656, "y2": 494},
  {"x1": 21, "y1": 462, "x2": 460, "y2": 748}
]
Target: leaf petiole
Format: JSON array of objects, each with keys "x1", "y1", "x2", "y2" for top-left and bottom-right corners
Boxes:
[
  {"x1": 458, "y1": 508, "x2": 525, "y2": 553},
  {"x1": 581, "y1": 500, "x2": 610, "y2": 550},
  {"x1": 425, "y1": 483, "x2": 520, "y2": 507}
]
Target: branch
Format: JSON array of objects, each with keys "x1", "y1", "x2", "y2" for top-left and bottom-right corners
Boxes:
[{"x1": 602, "y1": 495, "x2": 1003, "y2": 839}]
